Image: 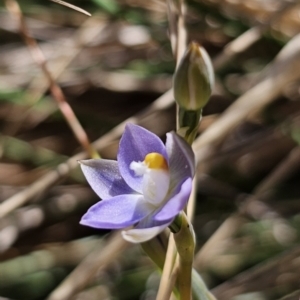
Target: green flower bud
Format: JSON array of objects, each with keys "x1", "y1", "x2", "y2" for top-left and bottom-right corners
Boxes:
[{"x1": 174, "y1": 41, "x2": 214, "y2": 111}]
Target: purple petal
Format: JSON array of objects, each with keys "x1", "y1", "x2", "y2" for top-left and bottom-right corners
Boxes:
[
  {"x1": 154, "y1": 178, "x2": 192, "y2": 222},
  {"x1": 165, "y1": 132, "x2": 195, "y2": 190},
  {"x1": 80, "y1": 194, "x2": 154, "y2": 229},
  {"x1": 79, "y1": 159, "x2": 134, "y2": 200},
  {"x1": 118, "y1": 124, "x2": 168, "y2": 193},
  {"x1": 122, "y1": 220, "x2": 172, "y2": 243}
]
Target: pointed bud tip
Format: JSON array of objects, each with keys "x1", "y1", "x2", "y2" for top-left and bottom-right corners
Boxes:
[{"x1": 189, "y1": 41, "x2": 201, "y2": 54}]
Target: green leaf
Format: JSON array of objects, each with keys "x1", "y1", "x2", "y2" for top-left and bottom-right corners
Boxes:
[{"x1": 91, "y1": 0, "x2": 120, "y2": 14}]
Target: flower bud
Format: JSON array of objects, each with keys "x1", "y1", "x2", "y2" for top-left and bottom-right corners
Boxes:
[{"x1": 174, "y1": 41, "x2": 214, "y2": 111}]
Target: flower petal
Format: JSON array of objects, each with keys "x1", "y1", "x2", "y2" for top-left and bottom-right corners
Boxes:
[
  {"x1": 80, "y1": 194, "x2": 154, "y2": 229},
  {"x1": 118, "y1": 124, "x2": 168, "y2": 193},
  {"x1": 165, "y1": 132, "x2": 195, "y2": 190},
  {"x1": 154, "y1": 178, "x2": 193, "y2": 222},
  {"x1": 122, "y1": 220, "x2": 172, "y2": 243},
  {"x1": 79, "y1": 159, "x2": 134, "y2": 200}
]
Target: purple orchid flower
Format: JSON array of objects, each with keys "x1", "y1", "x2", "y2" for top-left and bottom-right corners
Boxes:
[{"x1": 79, "y1": 124, "x2": 195, "y2": 243}]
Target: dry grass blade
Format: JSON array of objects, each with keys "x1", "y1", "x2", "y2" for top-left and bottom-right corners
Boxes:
[
  {"x1": 211, "y1": 245, "x2": 300, "y2": 298},
  {"x1": 5, "y1": 0, "x2": 98, "y2": 159},
  {"x1": 193, "y1": 33, "x2": 300, "y2": 163},
  {"x1": 156, "y1": 0, "x2": 187, "y2": 298},
  {"x1": 156, "y1": 235, "x2": 177, "y2": 300},
  {"x1": 50, "y1": 0, "x2": 91, "y2": 16},
  {"x1": 0, "y1": 89, "x2": 174, "y2": 219},
  {"x1": 212, "y1": 1, "x2": 298, "y2": 71},
  {"x1": 6, "y1": 17, "x2": 107, "y2": 136},
  {"x1": 167, "y1": 0, "x2": 187, "y2": 66},
  {"x1": 46, "y1": 231, "x2": 129, "y2": 300},
  {"x1": 253, "y1": 146, "x2": 300, "y2": 197},
  {"x1": 194, "y1": 33, "x2": 300, "y2": 271}
]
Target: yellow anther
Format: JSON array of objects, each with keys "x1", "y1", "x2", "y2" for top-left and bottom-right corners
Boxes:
[{"x1": 144, "y1": 153, "x2": 168, "y2": 170}]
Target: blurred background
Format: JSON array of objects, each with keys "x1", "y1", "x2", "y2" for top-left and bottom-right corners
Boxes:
[{"x1": 1, "y1": 0, "x2": 300, "y2": 299}]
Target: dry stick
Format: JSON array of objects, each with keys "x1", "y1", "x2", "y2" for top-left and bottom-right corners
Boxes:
[
  {"x1": 194, "y1": 33, "x2": 300, "y2": 270},
  {"x1": 175, "y1": 0, "x2": 187, "y2": 68},
  {"x1": 166, "y1": 0, "x2": 187, "y2": 63},
  {"x1": 166, "y1": 0, "x2": 177, "y2": 58},
  {"x1": 0, "y1": 186, "x2": 95, "y2": 253},
  {"x1": 5, "y1": 17, "x2": 107, "y2": 136},
  {"x1": 213, "y1": 26, "x2": 262, "y2": 70},
  {"x1": 194, "y1": 139, "x2": 300, "y2": 271},
  {"x1": 213, "y1": 0, "x2": 297, "y2": 70},
  {"x1": 211, "y1": 244, "x2": 300, "y2": 298},
  {"x1": 50, "y1": 0, "x2": 91, "y2": 16},
  {"x1": 47, "y1": 231, "x2": 129, "y2": 300},
  {"x1": 157, "y1": 234, "x2": 178, "y2": 300},
  {"x1": 187, "y1": 179, "x2": 197, "y2": 223},
  {"x1": 238, "y1": 145, "x2": 300, "y2": 222},
  {"x1": 193, "y1": 33, "x2": 300, "y2": 162},
  {"x1": 156, "y1": 0, "x2": 187, "y2": 299},
  {"x1": 5, "y1": 0, "x2": 98, "y2": 159},
  {"x1": 0, "y1": 237, "x2": 100, "y2": 286},
  {"x1": 253, "y1": 146, "x2": 300, "y2": 197}
]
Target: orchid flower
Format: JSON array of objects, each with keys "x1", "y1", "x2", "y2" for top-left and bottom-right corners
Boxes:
[{"x1": 79, "y1": 124, "x2": 195, "y2": 243}]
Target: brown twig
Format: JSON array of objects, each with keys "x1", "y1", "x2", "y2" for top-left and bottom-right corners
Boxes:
[
  {"x1": 0, "y1": 237, "x2": 100, "y2": 287},
  {"x1": 253, "y1": 146, "x2": 300, "y2": 198},
  {"x1": 194, "y1": 32, "x2": 300, "y2": 271},
  {"x1": 50, "y1": 0, "x2": 91, "y2": 16},
  {"x1": 5, "y1": 0, "x2": 98, "y2": 159},
  {"x1": 0, "y1": 89, "x2": 174, "y2": 219},
  {"x1": 213, "y1": 0, "x2": 297, "y2": 70},
  {"x1": 46, "y1": 231, "x2": 129, "y2": 300},
  {"x1": 3, "y1": 16, "x2": 108, "y2": 136},
  {"x1": 211, "y1": 245, "x2": 300, "y2": 299},
  {"x1": 0, "y1": 186, "x2": 95, "y2": 253},
  {"x1": 193, "y1": 33, "x2": 300, "y2": 163},
  {"x1": 157, "y1": 0, "x2": 188, "y2": 298}
]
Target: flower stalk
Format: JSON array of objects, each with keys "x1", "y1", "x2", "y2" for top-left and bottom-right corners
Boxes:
[
  {"x1": 173, "y1": 212, "x2": 195, "y2": 300},
  {"x1": 140, "y1": 233, "x2": 168, "y2": 270},
  {"x1": 177, "y1": 108, "x2": 202, "y2": 145}
]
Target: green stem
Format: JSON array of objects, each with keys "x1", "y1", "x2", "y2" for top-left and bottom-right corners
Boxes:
[
  {"x1": 140, "y1": 233, "x2": 168, "y2": 270},
  {"x1": 173, "y1": 213, "x2": 195, "y2": 300},
  {"x1": 178, "y1": 259, "x2": 193, "y2": 300},
  {"x1": 177, "y1": 108, "x2": 202, "y2": 145},
  {"x1": 192, "y1": 270, "x2": 217, "y2": 300}
]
